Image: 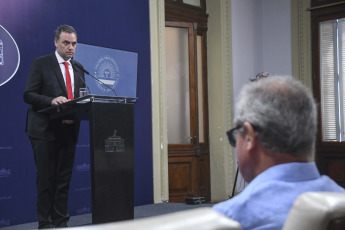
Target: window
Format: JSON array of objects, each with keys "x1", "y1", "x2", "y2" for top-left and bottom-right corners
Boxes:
[
  {"x1": 183, "y1": 0, "x2": 201, "y2": 7},
  {"x1": 320, "y1": 19, "x2": 345, "y2": 141},
  {"x1": 311, "y1": 0, "x2": 345, "y2": 188}
]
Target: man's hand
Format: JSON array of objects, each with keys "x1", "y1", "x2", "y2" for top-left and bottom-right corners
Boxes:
[{"x1": 51, "y1": 96, "x2": 69, "y2": 105}]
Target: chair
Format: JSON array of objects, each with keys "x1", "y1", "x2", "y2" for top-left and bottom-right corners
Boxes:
[
  {"x1": 64, "y1": 207, "x2": 242, "y2": 230},
  {"x1": 283, "y1": 192, "x2": 345, "y2": 230}
]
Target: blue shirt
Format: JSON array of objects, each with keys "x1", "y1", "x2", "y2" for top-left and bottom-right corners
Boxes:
[{"x1": 213, "y1": 162, "x2": 345, "y2": 230}]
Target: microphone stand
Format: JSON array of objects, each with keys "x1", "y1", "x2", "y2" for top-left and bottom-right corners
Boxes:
[
  {"x1": 231, "y1": 165, "x2": 239, "y2": 198},
  {"x1": 78, "y1": 72, "x2": 92, "y2": 95}
]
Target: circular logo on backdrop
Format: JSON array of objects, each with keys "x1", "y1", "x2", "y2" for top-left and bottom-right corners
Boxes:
[
  {"x1": 94, "y1": 56, "x2": 120, "y2": 92},
  {"x1": 0, "y1": 25, "x2": 20, "y2": 86}
]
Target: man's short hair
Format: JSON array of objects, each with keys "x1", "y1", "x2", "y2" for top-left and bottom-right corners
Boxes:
[
  {"x1": 54, "y1": 25, "x2": 77, "y2": 41},
  {"x1": 234, "y1": 76, "x2": 317, "y2": 158}
]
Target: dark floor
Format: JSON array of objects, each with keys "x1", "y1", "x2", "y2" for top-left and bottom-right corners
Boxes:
[{"x1": 0, "y1": 203, "x2": 214, "y2": 230}]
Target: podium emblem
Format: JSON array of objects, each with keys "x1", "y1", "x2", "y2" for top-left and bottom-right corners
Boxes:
[{"x1": 105, "y1": 130, "x2": 125, "y2": 153}]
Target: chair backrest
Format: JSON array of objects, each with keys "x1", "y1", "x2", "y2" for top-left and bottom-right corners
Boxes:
[
  {"x1": 283, "y1": 192, "x2": 345, "y2": 230},
  {"x1": 65, "y1": 207, "x2": 242, "y2": 230}
]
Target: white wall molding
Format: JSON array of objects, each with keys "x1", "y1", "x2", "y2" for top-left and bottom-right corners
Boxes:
[
  {"x1": 292, "y1": 0, "x2": 312, "y2": 89},
  {"x1": 207, "y1": 0, "x2": 236, "y2": 201},
  {"x1": 149, "y1": 0, "x2": 169, "y2": 203}
]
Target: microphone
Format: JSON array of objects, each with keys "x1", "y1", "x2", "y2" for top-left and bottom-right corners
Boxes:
[
  {"x1": 72, "y1": 61, "x2": 118, "y2": 96},
  {"x1": 71, "y1": 61, "x2": 92, "y2": 95}
]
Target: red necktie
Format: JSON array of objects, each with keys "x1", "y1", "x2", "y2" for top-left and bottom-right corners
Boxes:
[{"x1": 63, "y1": 62, "x2": 74, "y2": 100}]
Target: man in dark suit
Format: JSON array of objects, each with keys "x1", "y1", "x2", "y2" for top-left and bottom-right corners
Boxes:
[{"x1": 23, "y1": 25, "x2": 85, "y2": 229}]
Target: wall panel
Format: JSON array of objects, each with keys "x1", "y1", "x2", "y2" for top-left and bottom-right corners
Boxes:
[{"x1": 0, "y1": 0, "x2": 153, "y2": 226}]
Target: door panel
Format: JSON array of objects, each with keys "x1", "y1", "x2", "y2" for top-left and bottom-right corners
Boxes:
[
  {"x1": 166, "y1": 26, "x2": 191, "y2": 144},
  {"x1": 166, "y1": 21, "x2": 197, "y2": 150},
  {"x1": 168, "y1": 154, "x2": 197, "y2": 202}
]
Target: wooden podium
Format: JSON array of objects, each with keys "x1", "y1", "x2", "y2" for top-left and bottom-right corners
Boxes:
[{"x1": 40, "y1": 95, "x2": 135, "y2": 224}]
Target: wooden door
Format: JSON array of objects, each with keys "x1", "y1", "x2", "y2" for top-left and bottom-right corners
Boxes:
[{"x1": 165, "y1": 21, "x2": 210, "y2": 203}]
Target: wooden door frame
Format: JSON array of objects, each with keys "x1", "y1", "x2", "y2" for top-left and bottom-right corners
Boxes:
[
  {"x1": 165, "y1": 21, "x2": 205, "y2": 202},
  {"x1": 165, "y1": 3, "x2": 211, "y2": 202}
]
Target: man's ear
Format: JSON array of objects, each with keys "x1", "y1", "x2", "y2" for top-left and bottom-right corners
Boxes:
[{"x1": 243, "y1": 122, "x2": 257, "y2": 150}]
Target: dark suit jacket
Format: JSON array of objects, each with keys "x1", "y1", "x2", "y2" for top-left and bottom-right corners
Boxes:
[{"x1": 23, "y1": 53, "x2": 85, "y2": 142}]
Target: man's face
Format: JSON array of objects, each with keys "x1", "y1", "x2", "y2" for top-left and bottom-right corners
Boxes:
[{"x1": 54, "y1": 32, "x2": 77, "y2": 61}]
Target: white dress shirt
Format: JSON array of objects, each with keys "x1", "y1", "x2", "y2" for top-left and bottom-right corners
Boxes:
[{"x1": 55, "y1": 50, "x2": 74, "y2": 95}]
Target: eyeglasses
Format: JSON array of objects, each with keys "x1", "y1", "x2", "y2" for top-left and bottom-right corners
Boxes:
[
  {"x1": 227, "y1": 124, "x2": 261, "y2": 147},
  {"x1": 226, "y1": 125, "x2": 242, "y2": 147},
  {"x1": 249, "y1": 72, "x2": 269, "y2": 81}
]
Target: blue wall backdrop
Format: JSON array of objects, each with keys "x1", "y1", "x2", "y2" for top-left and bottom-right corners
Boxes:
[{"x1": 0, "y1": 0, "x2": 153, "y2": 227}]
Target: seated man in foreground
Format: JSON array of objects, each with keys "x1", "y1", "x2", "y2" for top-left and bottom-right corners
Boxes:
[{"x1": 213, "y1": 76, "x2": 345, "y2": 230}]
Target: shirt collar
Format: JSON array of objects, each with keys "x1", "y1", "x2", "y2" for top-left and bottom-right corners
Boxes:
[
  {"x1": 247, "y1": 162, "x2": 320, "y2": 188},
  {"x1": 55, "y1": 50, "x2": 71, "y2": 65}
]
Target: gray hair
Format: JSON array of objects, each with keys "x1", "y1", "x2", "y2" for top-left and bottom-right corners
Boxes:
[
  {"x1": 234, "y1": 76, "x2": 317, "y2": 157},
  {"x1": 54, "y1": 25, "x2": 77, "y2": 41}
]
